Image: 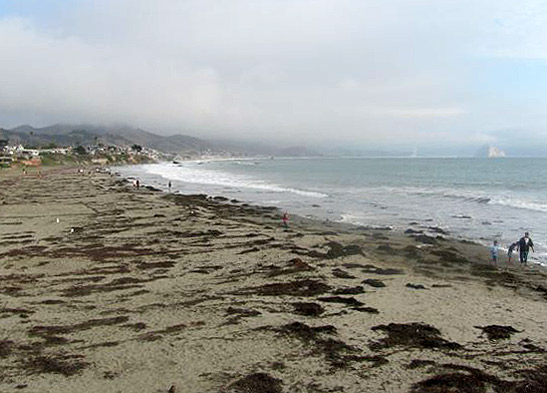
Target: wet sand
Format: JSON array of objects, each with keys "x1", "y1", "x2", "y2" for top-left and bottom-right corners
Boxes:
[{"x1": 1, "y1": 166, "x2": 546, "y2": 393}]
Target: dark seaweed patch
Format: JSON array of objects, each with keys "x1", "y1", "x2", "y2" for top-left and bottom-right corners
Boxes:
[
  {"x1": 122, "y1": 322, "x2": 147, "y2": 331},
  {"x1": 62, "y1": 279, "x2": 145, "y2": 296},
  {"x1": 29, "y1": 316, "x2": 130, "y2": 340},
  {"x1": 332, "y1": 268, "x2": 355, "y2": 279},
  {"x1": 409, "y1": 363, "x2": 547, "y2": 393},
  {"x1": 332, "y1": 286, "x2": 365, "y2": 295},
  {"x1": 377, "y1": 244, "x2": 394, "y2": 252},
  {"x1": 406, "y1": 283, "x2": 427, "y2": 290},
  {"x1": 362, "y1": 279, "x2": 386, "y2": 288},
  {"x1": 23, "y1": 353, "x2": 88, "y2": 376},
  {"x1": 267, "y1": 258, "x2": 314, "y2": 277},
  {"x1": 361, "y1": 266, "x2": 404, "y2": 275},
  {"x1": 325, "y1": 242, "x2": 363, "y2": 259},
  {"x1": 137, "y1": 321, "x2": 205, "y2": 341},
  {"x1": 342, "y1": 263, "x2": 371, "y2": 269},
  {"x1": 371, "y1": 323, "x2": 461, "y2": 350},
  {"x1": 276, "y1": 322, "x2": 361, "y2": 368},
  {"x1": 137, "y1": 261, "x2": 175, "y2": 270},
  {"x1": 317, "y1": 296, "x2": 364, "y2": 307},
  {"x1": 292, "y1": 302, "x2": 325, "y2": 316},
  {"x1": 353, "y1": 306, "x2": 379, "y2": 314},
  {"x1": 406, "y1": 359, "x2": 436, "y2": 369},
  {"x1": 0, "y1": 340, "x2": 14, "y2": 358},
  {"x1": 412, "y1": 372, "x2": 491, "y2": 393},
  {"x1": 411, "y1": 234, "x2": 438, "y2": 244},
  {"x1": 510, "y1": 364, "x2": 547, "y2": 393},
  {"x1": 474, "y1": 325, "x2": 521, "y2": 340},
  {"x1": 225, "y1": 373, "x2": 283, "y2": 393},
  {"x1": 225, "y1": 307, "x2": 261, "y2": 323},
  {"x1": 239, "y1": 279, "x2": 331, "y2": 297},
  {"x1": 280, "y1": 322, "x2": 336, "y2": 340}
]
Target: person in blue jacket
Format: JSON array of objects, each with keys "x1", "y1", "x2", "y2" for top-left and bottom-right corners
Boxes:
[{"x1": 490, "y1": 240, "x2": 499, "y2": 265}]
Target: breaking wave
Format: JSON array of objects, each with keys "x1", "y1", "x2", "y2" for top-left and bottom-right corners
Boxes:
[
  {"x1": 141, "y1": 163, "x2": 328, "y2": 198},
  {"x1": 363, "y1": 186, "x2": 547, "y2": 213}
]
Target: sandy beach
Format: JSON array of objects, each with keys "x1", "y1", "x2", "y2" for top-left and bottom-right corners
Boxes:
[{"x1": 1, "y1": 166, "x2": 546, "y2": 393}]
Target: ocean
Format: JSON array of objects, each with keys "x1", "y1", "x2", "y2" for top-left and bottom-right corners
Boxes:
[{"x1": 117, "y1": 157, "x2": 547, "y2": 265}]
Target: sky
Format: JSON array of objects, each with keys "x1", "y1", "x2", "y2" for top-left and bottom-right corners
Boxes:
[{"x1": 0, "y1": 0, "x2": 546, "y2": 155}]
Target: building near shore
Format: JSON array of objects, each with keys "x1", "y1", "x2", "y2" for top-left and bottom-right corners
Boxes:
[{"x1": 39, "y1": 147, "x2": 71, "y2": 155}]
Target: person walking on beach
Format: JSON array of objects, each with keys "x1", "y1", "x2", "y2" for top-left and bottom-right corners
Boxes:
[
  {"x1": 490, "y1": 240, "x2": 499, "y2": 265},
  {"x1": 507, "y1": 242, "x2": 517, "y2": 264},
  {"x1": 518, "y1": 232, "x2": 534, "y2": 264},
  {"x1": 168, "y1": 181, "x2": 172, "y2": 193},
  {"x1": 282, "y1": 211, "x2": 289, "y2": 229}
]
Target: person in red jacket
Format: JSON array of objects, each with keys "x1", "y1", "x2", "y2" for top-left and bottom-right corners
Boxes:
[{"x1": 282, "y1": 212, "x2": 289, "y2": 229}]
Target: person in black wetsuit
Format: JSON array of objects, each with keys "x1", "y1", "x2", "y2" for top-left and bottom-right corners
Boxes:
[{"x1": 518, "y1": 232, "x2": 534, "y2": 264}]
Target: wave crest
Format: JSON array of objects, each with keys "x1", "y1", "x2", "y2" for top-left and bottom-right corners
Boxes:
[{"x1": 142, "y1": 163, "x2": 328, "y2": 198}]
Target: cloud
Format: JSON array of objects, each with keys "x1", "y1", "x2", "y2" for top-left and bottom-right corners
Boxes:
[
  {"x1": 371, "y1": 108, "x2": 466, "y2": 119},
  {"x1": 0, "y1": 0, "x2": 546, "y2": 149},
  {"x1": 0, "y1": 17, "x2": 241, "y2": 128}
]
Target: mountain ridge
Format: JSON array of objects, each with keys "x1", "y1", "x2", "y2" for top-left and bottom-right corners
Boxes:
[
  {"x1": 0, "y1": 124, "x2": 323, "y2": 157},
  {"x1": 1, "y1": 124, "x2": 215, "y2": 154}
]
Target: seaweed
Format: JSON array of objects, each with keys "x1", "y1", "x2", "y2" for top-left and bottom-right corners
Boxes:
[
  {"x1": 362, "y1": 279, "x2": 386, "y2": 288},
  {"x1": 292, "y1": 302, "x2": 325, "y2": 316},
  {"x1": 332, "y1": 286, "x2": 365, "y2": 295},
  {"x1": 23, "y1": 353, "x2": 88, "y2": 376},
  {"x1": 474, "y1": 325, "x2": 521, "y2": 340},
  {"x1": 317, "y1": 296, "x2": 364, "y2": 307},
  {"x1": 225, "y1": 373, "x2": 283, "y2": 393},
  {"x1": 406, "y1": 283, "x2": 427, "y2": 290},
  {"x1": 361, "y1": 266, "x2": 404, "y2": 275},
  {"x1": 332, "y1": 268, "x2": 356, "y2": 279},
  {"x1": 370, "y1": 323, "x2": 461, "y2": 350},
  {"x1": 239, "y1": 279, "x2": 331, "y2": 297}
]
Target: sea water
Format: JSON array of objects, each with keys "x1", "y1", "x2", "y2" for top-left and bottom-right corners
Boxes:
[{"x1": 117, "y1": 157, "x2": 547, "y2": 265}]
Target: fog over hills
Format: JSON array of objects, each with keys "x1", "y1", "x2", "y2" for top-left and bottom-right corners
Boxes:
[
  {"x1": 0, "y1": 124, "x2": 325, "y2": 157},
  {"x1": 1, "y1": 124, "x2": 215, "y2": 154},
  {"x1": 5, "y1": 123, "x2": 539, "y2": 158}
]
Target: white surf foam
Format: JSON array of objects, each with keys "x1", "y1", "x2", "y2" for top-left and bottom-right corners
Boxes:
[
  {"x1": 141, "y1": 163, "x2": 328, "y2": 198},
  {"x1": 489, "y1": 197, "x2": 547, "y2": 213},
  {"x1": 349, "y1": 186, "x2": 547, "y2": 213}
]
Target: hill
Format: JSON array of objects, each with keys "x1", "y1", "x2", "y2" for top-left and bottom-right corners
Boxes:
[
  {"x1": 1, "y1": 124, "x2": 216, "y2": 154},
  {"x1": 1, "y1": 124, "x2": 324, "y2": 158}
]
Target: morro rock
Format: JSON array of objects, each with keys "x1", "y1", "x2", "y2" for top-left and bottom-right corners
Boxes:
[{"x1": 475, "y1": 145, "x2": 506, "y2": 158}]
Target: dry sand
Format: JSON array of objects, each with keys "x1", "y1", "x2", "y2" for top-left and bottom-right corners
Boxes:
[{"x1": 0, "y1": 166, "x2": 546, "y2": 393}]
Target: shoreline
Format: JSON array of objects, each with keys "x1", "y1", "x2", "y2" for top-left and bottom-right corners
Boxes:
[
  {"x1": 1, "y1": 165, "x2": 546, "y2": 392},
  {"x1": 117, "y1": 162, "x2": 546, "y2": 270},
  {"x1": 119, "y1": 159, "x2": 547, "y2": 267}
]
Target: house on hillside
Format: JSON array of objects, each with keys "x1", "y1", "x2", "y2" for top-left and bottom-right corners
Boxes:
[
  {"x1": 22, "y1": 149, "x2": 40, "y2": 158},
  {"x1": 4, "y1": 144, "x2": 25, "y2": 156},
  {"x1": 39, "y1": 147, "x2": 71, "y2": 155}
]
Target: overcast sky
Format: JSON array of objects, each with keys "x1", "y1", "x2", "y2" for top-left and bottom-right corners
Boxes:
[{"x1": 0, "y1": 0, "x2": 546, "y2": 153}]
